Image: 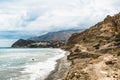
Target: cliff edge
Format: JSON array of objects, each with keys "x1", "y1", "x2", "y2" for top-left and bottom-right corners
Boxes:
[{"x1": 64, "y1": 13, "x2": 120, "y2": 80}]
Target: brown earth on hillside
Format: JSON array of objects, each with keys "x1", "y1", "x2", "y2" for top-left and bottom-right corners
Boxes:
[{"x1": 64, "y1": 13, "x2": 120, "y2": 80}]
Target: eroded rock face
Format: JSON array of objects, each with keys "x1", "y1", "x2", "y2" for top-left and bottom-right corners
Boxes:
[
  {"x1": 66, "y1": 13, "x2": 120, "y2": 50},
  {"x1": 64, "y1": 13, "x2": 120, "y2": 80}
]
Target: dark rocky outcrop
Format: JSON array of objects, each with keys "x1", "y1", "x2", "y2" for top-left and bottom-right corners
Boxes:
[
  {"x1": 64, "y1": 13, "x2": 120, "y2": 80},
  {"x1": 11, "y1": 39, "x2": 35, "y2": 48},
  {"x1": 12, "y1": 39, "x2": 65, "y2": 48}
]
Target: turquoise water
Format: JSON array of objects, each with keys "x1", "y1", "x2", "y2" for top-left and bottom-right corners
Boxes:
[{"x1": 0, "y1": 48, "x2": 65, "y2": 80}]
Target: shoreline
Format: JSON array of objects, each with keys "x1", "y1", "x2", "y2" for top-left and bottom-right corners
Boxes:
[{"x1": 45, "y1": 51, "x2": 71, "y2": 80}]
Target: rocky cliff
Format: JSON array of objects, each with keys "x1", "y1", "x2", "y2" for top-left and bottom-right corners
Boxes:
[
  {"x1": 64, "y1": 13, "x2": 120, "y2": 80},
  {"x1": 11, "y1": 39, "x2": 36, "y2": 48}
]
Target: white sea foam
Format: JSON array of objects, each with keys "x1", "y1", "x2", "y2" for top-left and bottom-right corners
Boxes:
[
  {"x1": 20, "y1": 49, "x2": 65, "y2": 80},
  {"x1": 0, "y1": 48, "x2": 65, "y2": 80}
]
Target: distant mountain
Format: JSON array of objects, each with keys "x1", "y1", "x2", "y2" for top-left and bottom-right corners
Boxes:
[
  {"x1": 29, "y1": 29, "x2": 84, "y2": 42},
  {"x1": 12, "y1": 29, "x2": 84, "y2": 48}
]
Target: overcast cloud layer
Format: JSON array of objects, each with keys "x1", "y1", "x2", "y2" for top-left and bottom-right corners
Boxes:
[
  {"x1": 0, "y1": 0, "x2": 120, "y2": 47},
  {"x1": 0, "y1": 0, "x2": 120, "y2": 32}
]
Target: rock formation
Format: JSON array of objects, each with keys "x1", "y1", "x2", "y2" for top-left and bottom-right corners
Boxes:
[
  {"x1": 64, "y1": 13, "x2": 120, "y2": 80},
  {"x1": 12, "y1": 39, "x2": 35, "y2": 48}
]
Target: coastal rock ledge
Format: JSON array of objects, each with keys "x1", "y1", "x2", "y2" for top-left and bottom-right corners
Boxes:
[{"x1": 63, "y1": 13, "x2": 120, "y2": 80}]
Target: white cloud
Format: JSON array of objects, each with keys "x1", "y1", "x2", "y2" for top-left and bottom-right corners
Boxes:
[{"x1": 0, "y1": 0, "x2": 120, "y2": 31}]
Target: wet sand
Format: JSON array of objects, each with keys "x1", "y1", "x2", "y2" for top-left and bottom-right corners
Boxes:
[{"x1": 45, "y1": 51, "x2": 71, "y2": 80}]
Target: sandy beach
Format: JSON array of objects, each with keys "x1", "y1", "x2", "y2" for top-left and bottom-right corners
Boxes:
[{"x1": 45, "y1": 51, "x2": 71, "y2": 80}]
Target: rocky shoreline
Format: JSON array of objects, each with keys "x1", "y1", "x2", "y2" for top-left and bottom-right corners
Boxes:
[
  {"x1": 45, "y1": 51, "x2": 71, "y2": 80},
  {"x1": 46, "y1": 13, "x2": 120, "y2": 80},
  {"x1": 63, "y1": 13, "x2": 120, "y2": 80}
]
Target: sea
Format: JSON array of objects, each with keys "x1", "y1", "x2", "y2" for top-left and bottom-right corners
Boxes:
[{"x1": 0, "y1": 48, "x2": 65, "y2": 80}]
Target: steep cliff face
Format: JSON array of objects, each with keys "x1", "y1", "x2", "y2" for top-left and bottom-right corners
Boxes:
[
  {"x1": 64, "y1": 13, "x2": 120, "y2": 80},
  {"x1": 66, "y1": 13, "x2": 120, "y2": 50}
]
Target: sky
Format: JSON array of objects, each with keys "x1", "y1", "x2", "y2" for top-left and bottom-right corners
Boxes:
[{"x1": 0, "y1": 0, "x2": 120, "y2": 47}]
